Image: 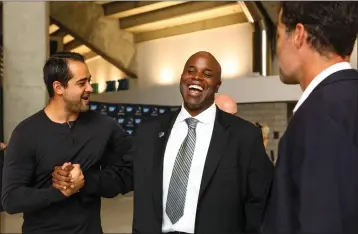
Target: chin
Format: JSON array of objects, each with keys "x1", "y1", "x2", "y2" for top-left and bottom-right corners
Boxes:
[
  {"x1": 279, "y1": 72, "x2": 299, "y2": 85},
  {"x1": 185, "y1": 102, "x2": 202, "y2": 110},
  {"x1": 67, "y1": 104, "x2": 89, "y2": 113},
  {"x1": 280, "y1": 77, "x2": 299, "y2": 85}
]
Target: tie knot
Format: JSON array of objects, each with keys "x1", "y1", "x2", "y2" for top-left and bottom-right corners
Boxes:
[{"x1": 185, "y1": 118, "x2": 199, "y2": 129}]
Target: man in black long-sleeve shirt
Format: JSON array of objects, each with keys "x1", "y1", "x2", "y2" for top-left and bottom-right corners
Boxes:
[{"x1": 1, "y1": 52, "x2": 133, "y2": 234}]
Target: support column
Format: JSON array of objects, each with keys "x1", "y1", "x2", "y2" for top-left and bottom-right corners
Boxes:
[
  {"x1": 1, "y1": 2, "x2": 49, "y2": 233},
  {"x1": 3, "y1": 1, "x2": 49, "y2": 141}
]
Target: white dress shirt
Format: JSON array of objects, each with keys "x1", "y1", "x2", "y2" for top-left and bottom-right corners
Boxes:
[
  {"x1": 293, "y1": 62, "x2": 352, "y2": 113},
  {"x1": 162, "y1": 103, "x2": 216, "y2": 233}
]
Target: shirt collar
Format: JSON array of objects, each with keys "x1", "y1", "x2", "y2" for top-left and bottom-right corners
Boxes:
[
  {"x1": 175, "y1": 102, "x2": 217, "y2": 125},
  {"x1": 293, "y1": 62, "x2": 352, "y2": 113}
]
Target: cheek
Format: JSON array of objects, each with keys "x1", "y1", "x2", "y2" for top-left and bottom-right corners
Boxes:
[
  {"x1": 180, "y1": 74, "x2": 188, "y2": 82},
  {"x1": 276, "y1": 39, "x2": 285, "y2": 60},
  {"x1": 64, "y1": 88, "x2": 84, "y2": 99},
  {"x1": 277, "y1": 42, "x2": 292, "y2": 68},
  {"x1": 203, "y1": 84, "x2": 216, "y2": 96}
]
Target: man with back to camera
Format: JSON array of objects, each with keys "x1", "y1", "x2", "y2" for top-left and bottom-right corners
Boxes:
[
  {"x1": 1, "y1": 52, "x2": 133, "y2": 234},
  {"x1": 132, "y1": 51, "x2": 273, "y2": 234},
  {"x1": 262, "y1": 2, "x2": 358, "y2": 234},
  {"x1": 214, "y1": 93, "x2": 237, "y2": 115}
]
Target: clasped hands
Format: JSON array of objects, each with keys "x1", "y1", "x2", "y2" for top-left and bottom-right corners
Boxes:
[{"x1": 52, "y1": 162, "x2": 85, "y2": 197}]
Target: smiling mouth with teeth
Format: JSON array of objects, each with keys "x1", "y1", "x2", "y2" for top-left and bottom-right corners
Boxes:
[{"x1": 188, "y1": 84, "x2": 204, "y2": 92}]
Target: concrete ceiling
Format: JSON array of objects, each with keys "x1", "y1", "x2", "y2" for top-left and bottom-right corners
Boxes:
[
  {"x1": 48, "y1": 1, "x2": 280, "y2": 71},
  {"x1": 49, "y1": 1, "x2": 250, "y2": 61},
  {"x1": 103, "y1": 1, "x2": 185, "y2": 19},
  {"x1": 100, "y1": 1, "x2": 248, "y2": 42}
]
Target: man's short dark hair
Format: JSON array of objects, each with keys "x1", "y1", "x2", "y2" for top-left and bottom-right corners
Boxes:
[
  {"x1": 43, "y1": 52, "x2": 85, "y2": 98},
  {"x1": 280, "y1": 2, "x2": 358, "y2": 58}
]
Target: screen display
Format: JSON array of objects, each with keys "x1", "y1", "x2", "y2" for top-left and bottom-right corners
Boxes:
[
  {"x1": 89, "y1": 101, "x2": 179, "y2": 136},
  {"x1": 126, "y1": 106, "x2": 134, "y2": 113},
  {"x1": 108, "y1": 106, "x2": 116, "y2": 112}
]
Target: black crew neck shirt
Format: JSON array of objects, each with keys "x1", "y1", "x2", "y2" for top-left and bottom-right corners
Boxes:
[{"x1": 1, "y1": 110, "x2": 133, "y2": 234}]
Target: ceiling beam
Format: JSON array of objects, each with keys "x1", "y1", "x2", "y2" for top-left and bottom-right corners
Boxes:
[
  {"x1": 104, "y1": 1, "x2": 185, "y2": 19},
  {"x1": 71, "y1": 45, "x2": 91, "y2": 55},
  {"x1": 135, "y1": 13, "x2": 247, "y2": 43},
  {"x1": 64, "y1": 39, "x2": 82, "y2": 51},
  {"x1": 51, "y1": 28, "x2": 68, "y2": 38},
  {"x1": 94, "y1": 1, "x2": 110, "y2": 5},
  {"x1": 49, "y1": 24, "x2": 59, "y2": 34},
  {"x1": 83, "y1": 51, "x2": 98, "y2": 60},
  {"x1": 120, "y1": 1, "x2": 240, "y2": 32}
]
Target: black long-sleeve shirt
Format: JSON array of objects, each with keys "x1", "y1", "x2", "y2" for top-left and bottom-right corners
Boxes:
[{"x1": 2, "y1": 110, "x2": 133, "y2": 234}]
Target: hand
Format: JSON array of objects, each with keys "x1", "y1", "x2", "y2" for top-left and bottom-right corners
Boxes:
[
  {"x1": 53, "y1": 163, "x2": 85, "y2": 197},
  {"x1": 65, "y1": 164, "x2": 85, "y2": 197},
  {"x1": 0, "y1": 142, "x2": 7, "y2": 150},
  {"x1": 52, "y1": 162, "x2": 74, "y2": 191},
  {"x1": 70, "y1": 164, "x2": 83, "y2": 183}
]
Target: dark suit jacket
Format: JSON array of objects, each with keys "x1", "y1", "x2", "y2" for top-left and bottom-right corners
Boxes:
[
  {"x1": 132, "y1": 106, "x2": 273, "y2": 234},
  {"x1": 262, "y1": 69, "x2": 358, "y2": 234}
]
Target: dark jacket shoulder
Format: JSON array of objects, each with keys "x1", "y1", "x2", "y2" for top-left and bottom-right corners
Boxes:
[
  {"x1": 295, "y1": 69, "x2": 358, "y2": 126},
  {"x1": 219, "y1": 109, "x2": 261, "y2": 139},
  {"x1": 136, "y1": 111, "x2": 176, "y2": 130}
]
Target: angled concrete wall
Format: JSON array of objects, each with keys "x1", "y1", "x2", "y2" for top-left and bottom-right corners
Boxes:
[{"x1": 50, "y1": 1, "x2": 137, "y2": 77}]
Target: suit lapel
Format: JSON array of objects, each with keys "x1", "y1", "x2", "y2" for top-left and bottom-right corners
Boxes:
[
  {"x1": 152, "y1": 109, "x2": 180, "y2": 222},
  {"x1": 198, "y1": 108, "x2": 230, "y2": 200}
]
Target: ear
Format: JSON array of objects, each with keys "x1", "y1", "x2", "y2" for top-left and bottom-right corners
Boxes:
[
  {"x1": 215, "y1": 80, "x2": 222, "y2": 93},
  {"x1": 53, "y1": 81, "x2": 65, "y2": 96},
  {"x1": 294, "y1": 23, "x2": 306, "y2": 49}
]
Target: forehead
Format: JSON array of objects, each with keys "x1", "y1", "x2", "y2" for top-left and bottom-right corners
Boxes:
[
  {"x1": 67, "y1": 60, "x2": 90, "y2": 79},
  {"x1": 186, "y1": 54, "x2": 218, "y2": 71}
]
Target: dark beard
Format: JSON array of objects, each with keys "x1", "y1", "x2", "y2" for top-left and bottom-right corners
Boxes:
[{"x1": 66, "y1": 101, "x2": 89, "y2": 113}]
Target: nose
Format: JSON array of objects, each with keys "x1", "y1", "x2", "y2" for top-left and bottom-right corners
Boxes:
[
  {"x1": 192, "y1": 72, "x2": 203, "y2": 81},
  {"x1": 87, "y1": 82, "x2": 94, "y2": 93}
]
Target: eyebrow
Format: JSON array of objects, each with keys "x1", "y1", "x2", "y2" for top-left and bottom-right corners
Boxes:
[
  {"x1": 76, "y1": 76, "x2": 91, "y2": 83},
  {"x1": 188, "y1": 65, "x2": 213, "y2": 72}
]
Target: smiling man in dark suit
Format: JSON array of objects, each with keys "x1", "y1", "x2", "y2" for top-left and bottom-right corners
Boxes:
[
  {"x1": 132, "y1": 51, "x2": 273, "y2": 234},
  {"x1": 262, "y1": 2, "x2": 358, "y2": 234}
]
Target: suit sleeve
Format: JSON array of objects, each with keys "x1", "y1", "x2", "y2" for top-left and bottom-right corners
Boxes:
[
  {"x1": 245, "y1": 128, "x2": 274, "y2": 233},
  {"x1": 2, "y1": 127, "x2": 66, "y2": 214},
  {"x1": 80, "y1": 121, "x2": 134, "y2": 198}
]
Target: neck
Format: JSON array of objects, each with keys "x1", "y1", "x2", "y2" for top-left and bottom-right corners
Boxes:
[
  {"x1": 300, "y1": 53, "x2": 346, "y2": 91},
  {"x1": 44, "y1": 98, "x2": 79, "y2": 123},
  {"x1": 184, "y1": 102, "x2": 213, "y2": 117}
]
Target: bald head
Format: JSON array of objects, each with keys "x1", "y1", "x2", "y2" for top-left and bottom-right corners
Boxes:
[
  {"x1": 185, "y1": 51, "x2": 222, "y2": 78},
  {"x1": 215, "y1": 94, "x2": 237, "y2": 114}
]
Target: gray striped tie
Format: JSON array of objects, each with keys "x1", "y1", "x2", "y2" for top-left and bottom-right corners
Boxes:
[{"x1": 166, "y1": 117, "x2": 199, "y2": 224}]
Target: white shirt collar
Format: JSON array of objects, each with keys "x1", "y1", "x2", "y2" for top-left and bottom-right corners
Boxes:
[
  {"x1": 175, "y1": 103, "x2": 216, "y2": 125},
  {"x1": 293, "y1": 62, "x2": 352, "y2": 113}
]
